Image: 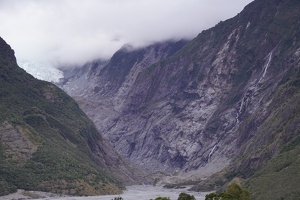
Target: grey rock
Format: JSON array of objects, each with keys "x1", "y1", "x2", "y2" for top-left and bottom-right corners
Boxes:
[{"x1": 57, "y1": 0, "x2": 300, "y2": 180}]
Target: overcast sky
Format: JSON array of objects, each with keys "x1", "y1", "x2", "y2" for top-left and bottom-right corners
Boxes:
[{"x1": 0, "y1": 0, "x2": 253, "y2": 68}]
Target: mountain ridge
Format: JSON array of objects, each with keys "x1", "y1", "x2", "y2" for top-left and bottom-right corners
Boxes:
[{"x1": 0, "y1": 36, "x2": 150, "y2": 196}]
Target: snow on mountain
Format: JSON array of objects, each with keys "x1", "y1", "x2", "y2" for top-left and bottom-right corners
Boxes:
[{"x1": 17, "y1": 59, "x2": 64, "y2": 83}]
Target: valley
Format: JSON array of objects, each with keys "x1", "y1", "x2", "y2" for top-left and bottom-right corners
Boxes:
[
  {"x1": 0, "y1": 0, "x2": 299, "y2": 199},
  {"x1": 1, "y1": 185, "x2": 209, "y2": 200},
  {"x1": 59, "y1": 0, "x2": 300, "y2": 186}
]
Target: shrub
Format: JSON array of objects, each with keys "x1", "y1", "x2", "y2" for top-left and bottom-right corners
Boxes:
[
  {"x1": 112, "y1": 197, "x2": 123, "y2": 200},
  {"x1": 155, "y1": 197, "x2": 170, "y2": 200},
  {"x1": 205, "y1": 183, "x2": 250, "y2": 200},
  {"x1": 178, "y1": 192, "x2": 196, "y2": 200}
]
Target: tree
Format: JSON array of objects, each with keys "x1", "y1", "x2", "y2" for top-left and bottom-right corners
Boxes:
[
  {"x1": 205, "y1": 183, "x2": 250, "y2": 200},
  {"x1": 112, "y1": 197, "x2": 123, "y2": 200},
  {"x1": 178, "y1": 192, "x2": 196, "y2": 200}
]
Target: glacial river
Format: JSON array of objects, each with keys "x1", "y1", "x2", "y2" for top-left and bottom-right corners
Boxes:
[{"x1": 23, "y1": 185, "x2": 209, "y2": 200}]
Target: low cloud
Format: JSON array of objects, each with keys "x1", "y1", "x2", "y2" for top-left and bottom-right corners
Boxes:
[{"x1": 0, "y1": 0, "x2": 253, "y2": 67}]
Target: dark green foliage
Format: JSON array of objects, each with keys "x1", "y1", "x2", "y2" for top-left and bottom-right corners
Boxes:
[
  {"x1": 205, "y1": 193, "x2": 218, "y2": 200},
  {"x1": 178, "y1": 192, "x2": 196, "y2": 200},
  {"x1": 0, "y1": 178, "x2": 17, "y2": 196},
  {"x1": 163, "y1": 180, "x2": 201, "y2": 190},
  {"x1": 155, "y1": 197, "x2": 170, "y2": 200},
  {"x1": 205, "y1": 184, "x2": 250, "y2": 200},
  {"x1": 112, "y1": 197, "x2": 124, "y2": 200},
  {"x1": 246, "y1": 141, "x2": 300, "y2": 200}
]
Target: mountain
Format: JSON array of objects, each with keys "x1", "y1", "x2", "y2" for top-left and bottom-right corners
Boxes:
[
  {"x1": 0, "y1": 37, "x2": 150, "y2": 196},
  {"x1": 59, "y1": 0, "x2": 300, "y2": 199}
]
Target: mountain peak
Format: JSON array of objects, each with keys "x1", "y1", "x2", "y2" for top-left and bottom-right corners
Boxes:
[{"x1": 0, "y1": 37, "x2": 17, "y2": 66}]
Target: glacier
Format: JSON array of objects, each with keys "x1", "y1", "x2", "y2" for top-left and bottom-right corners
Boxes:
[{"x1": 17, "y1": 59, "x2": 63, "y2": 83}]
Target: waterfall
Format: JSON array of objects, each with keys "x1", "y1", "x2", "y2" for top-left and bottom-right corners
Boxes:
[
  {"x1": 208, "y1": 145, "x2": 217, "y2": 159},
  {"x1": 258, "y1": 51, "x2": 273, "y2": 83},
  {"x1": 235, "y1": 89, "x2": 252, "y2": 125},
  {"x1": 235, "y1": 96, "x2": 246, "y2": 124},
  {"x1": 235, "y1": 49, "x2": 275, "y2": 126}
]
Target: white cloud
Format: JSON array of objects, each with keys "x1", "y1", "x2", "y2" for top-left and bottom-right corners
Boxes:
[{"x1": 0, "y1": 0, "x2": 253, "y2": 68}]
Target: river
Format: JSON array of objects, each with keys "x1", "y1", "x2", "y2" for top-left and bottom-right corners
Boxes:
[{"x1": 1, "y1": 185, "x2": 210, "y2": 200}]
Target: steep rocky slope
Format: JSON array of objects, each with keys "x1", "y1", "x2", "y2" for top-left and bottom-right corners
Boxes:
[
  {"x1": 60, "y1": 40, "x2": 192, "y2": 172},
  {"x1": 59, "y1": 0, "x2": 300, "y2": 198},
  {"x1": 0, "y1": 37, "x2": 149, "y2": 196}
]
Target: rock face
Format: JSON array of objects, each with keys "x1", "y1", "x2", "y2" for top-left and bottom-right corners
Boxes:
[
  {"x1": 0, "y1": 121, "x2": 38, "y2": 162},
  {"x1": 59, "y1": 0, "x2": 300, "y2": 181}
]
